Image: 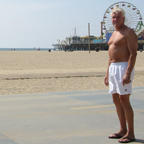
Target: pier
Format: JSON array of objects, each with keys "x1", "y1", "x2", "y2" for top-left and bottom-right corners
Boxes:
[{"x1": 53, "y1": 42, "x2": 144, "y2": 51}]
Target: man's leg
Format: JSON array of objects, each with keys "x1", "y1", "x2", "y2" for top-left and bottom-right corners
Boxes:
[
  {"x1": 112, "y1": 93, "x2": 127, "y2": 135},
  {"x1": 119, "y1": 94, "x2": 135, "y2": 140}
]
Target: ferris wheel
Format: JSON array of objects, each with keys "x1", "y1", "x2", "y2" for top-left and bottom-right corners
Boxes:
[{"x1": 102, "y1": 1, "x2": 143, "y2": 33}]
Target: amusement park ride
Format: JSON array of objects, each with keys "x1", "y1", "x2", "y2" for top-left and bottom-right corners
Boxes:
[
  {"x1": 53, "y1": 1, "x2": 144, "y2": 51},
  {"x1": 102, "y1": 1, "x2": 144, "y2": 37}
]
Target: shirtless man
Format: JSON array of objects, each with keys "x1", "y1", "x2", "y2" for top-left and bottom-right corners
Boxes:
[{"x1": 104, "y1": 7, "x2": 138, "y2": 143}]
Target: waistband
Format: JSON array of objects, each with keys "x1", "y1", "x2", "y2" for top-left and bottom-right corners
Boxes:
[{"x1": 110, "y1": 62, "x2": 128, "y2": 66}]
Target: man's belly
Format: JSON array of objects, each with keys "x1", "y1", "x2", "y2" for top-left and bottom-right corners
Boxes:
[{"x1": 109, "y1": 47, "x2": 129, "y2": 62}]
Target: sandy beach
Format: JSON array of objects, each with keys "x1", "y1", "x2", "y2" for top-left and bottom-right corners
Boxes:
[{"x1": 0, "y1": 51, "x2": 144, "y2": 95}]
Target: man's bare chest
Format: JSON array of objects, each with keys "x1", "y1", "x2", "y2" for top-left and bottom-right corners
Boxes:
[{"x1": 108, "y1": 32, "x2": 126, "y2": 47}]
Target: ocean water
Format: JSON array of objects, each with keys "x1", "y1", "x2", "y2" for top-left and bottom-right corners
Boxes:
[{"x1": 0, "y1": 48, "x2": 54, "y2": 51}]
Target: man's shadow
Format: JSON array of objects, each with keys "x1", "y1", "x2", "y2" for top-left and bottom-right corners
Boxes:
[{"x1": 135, "y1": 139, "x2": 144, "y2": 144}]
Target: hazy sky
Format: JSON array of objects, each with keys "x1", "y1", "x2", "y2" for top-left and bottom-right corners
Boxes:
[{"x1": 0, "y1": 0, "x2": 143, "y2": 48}]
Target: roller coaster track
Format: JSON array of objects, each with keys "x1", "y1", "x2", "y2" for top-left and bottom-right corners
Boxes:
[{"x1": 136, "y1": 27, "x2": 144, "y2": 36}]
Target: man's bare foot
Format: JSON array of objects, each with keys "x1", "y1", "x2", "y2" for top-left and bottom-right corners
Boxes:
[
  {"x1": 109, "y1": 133, "x2": 124, "y2": 139},
  {"x1": 118, "y1": 136, "x2": 135, "y2": 143}
]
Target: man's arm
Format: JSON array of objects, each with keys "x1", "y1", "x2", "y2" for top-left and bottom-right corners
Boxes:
[
  {"x1": 104, "y1": 57, "x2": 111, "y2": 86},
  {"x1": 122, "y1": 29, "x2": 138, "y2": 85}
]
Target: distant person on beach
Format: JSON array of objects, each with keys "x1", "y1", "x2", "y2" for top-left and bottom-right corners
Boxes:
[{"x1": 104, "y1": 7, "x2": 138, "y2": 143}]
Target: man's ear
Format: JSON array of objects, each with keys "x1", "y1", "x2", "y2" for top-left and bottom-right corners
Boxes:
[{"x1": 123, "y1": 17, "x2": 125, "y2": 22}]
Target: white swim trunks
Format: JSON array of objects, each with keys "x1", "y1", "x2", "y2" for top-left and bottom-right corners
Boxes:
[{"x1": 109, "y1": 62, "x2": 134, "y2": 95}]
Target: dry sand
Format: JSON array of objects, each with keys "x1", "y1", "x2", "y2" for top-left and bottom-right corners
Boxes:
[{"x1": 0, "y1": 51, "x2": 144, "y2": 95}]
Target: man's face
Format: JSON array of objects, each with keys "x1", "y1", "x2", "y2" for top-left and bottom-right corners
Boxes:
[{"x1": 111, "y1": 12, "x2": 125, "y2": 28}]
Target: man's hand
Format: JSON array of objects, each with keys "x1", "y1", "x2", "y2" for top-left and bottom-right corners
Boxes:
[
  {"x1": 104, "y1": 75, "x2": 109, "y2": 86},
  {"x1": 122, "y1": 74, "x2": 131, "y2": 86}
]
